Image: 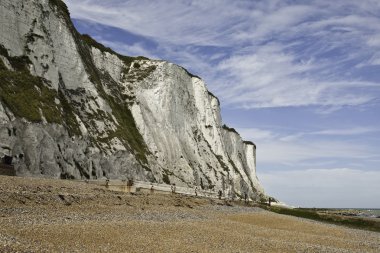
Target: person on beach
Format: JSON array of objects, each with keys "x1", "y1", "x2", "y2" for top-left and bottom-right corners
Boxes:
[
  {"x1": 171, "y1": 184, "x2": 176, "y2": 194},
  {"x1": 195, "y1": 186, "x2": 198, "y2": 196},
  {"x1": 218, "y1": 190, "x2": 222, "y2": 199},
  {"x1": 150, "y1": 184, "x2": 154, "y2": 194}
]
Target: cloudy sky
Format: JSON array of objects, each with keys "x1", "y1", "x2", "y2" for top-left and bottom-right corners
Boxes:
[{"x1": 65, "y1": 0, "x2": 380, "y2": 208}]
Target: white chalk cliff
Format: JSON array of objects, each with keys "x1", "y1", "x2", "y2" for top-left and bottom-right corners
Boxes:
[{"x1": 0, "y1": 0, "x2": 265, "y2": 199}]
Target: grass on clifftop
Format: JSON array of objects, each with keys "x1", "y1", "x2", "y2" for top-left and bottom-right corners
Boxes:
[
  {"x1": 81, "y1": 34, "x2": 148, "y2": 67},
  {"x1": 48, "y1": 0, "x2": 70, "y2": 19},
  {"x1": 222, "y1": 124, "x2": 238, "y2": 134},
  {"x1": 262, "y1": 205, "x2": 380, "y2": 232}
]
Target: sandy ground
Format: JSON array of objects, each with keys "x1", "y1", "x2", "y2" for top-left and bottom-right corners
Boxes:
[{"x1": 0, "y1": 176, "x2": 379, "y2": 252}]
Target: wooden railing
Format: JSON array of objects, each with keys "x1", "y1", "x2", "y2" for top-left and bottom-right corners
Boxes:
[{"x1": 84, "y1": 179, "x2": 225, "y2": 199}]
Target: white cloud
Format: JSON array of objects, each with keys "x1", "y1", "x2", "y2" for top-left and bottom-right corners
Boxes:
[
  {"x1": 243, "y1": 5, "x2": 316, "y2": 42},
  {"x1": 257, "y1": 140, "x2": 375, "y2": 164},
  {"x1": 313, "y1": 127, "x2": 379, "y2": 136},
  {"x1": 213, "y1": 42, "x2": 379, "y2": 109},
  {"x1": 66, "y1": 0, "x2": 251, "y2": 47},
  {"x1": 366, "y1": 52, "x2": 380, "y2": 66},
  {"x1": 236, "y1": 128, "x2": 276, "y2": 141},
  {"x1": 237, "y1": 127, "x2": 379, "y2": 165},
  {"x1": 367, "y1": 35, "x2": 380, "y2": 47},
  {"x1": 307, "y1": 15, "x2": 380, "y2": 32},
  {"x1": 278, "y1": 127, "x2": 379, "y2": 141},
  {"x1": 258, "y1": 168, "x2": 380, "y2": 208}
]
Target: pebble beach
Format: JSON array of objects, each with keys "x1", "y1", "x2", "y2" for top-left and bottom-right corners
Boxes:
[{"x1": 0, "y1": 176, "x2": 379, "y2": 252}]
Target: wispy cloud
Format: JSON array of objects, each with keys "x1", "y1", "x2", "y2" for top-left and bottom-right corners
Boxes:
[
  {"x1": 237, "y1": 126, "x2": 379, "y2": 165},
  {"x1": 367, "y1": 35, "x2": 380, "y2": 47},
  {"x1": 214, "y1": 42, "x2": 379, "y2": 108},
  {"x1": 279, "y1": 127, "x2": 379, "y2": 141},
  {"x1": 66, "y1": 0, "x2": 251, "y2": 47},
  {"x1": 313, "y1": 127, "x2": 379, "y2": 136},
  {"x1": 258, "y1": 168, "x2": 380, "y2": 208},
  {"x1": 238, "y1": 126, "x2": 379, "y2": 140},
  {"x1": 235, "y1": 128, "x2": 276, "y2": 141},
  {"x1": 258, "y1": 139, "x2": 376, "y2": 164}
]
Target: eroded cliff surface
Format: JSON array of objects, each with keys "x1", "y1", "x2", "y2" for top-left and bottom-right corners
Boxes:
[{"x1": 0, "y1": 0, "x2": 264, "y2": 199}]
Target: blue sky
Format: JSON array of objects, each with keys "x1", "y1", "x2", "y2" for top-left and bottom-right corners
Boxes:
[{"x1": 65, "y1": 0, "x2": 380, "y2": 208}]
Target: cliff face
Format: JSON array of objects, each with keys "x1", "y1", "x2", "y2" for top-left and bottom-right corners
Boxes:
[{"x1": 0, "y1": 0, "x2": 264, "y2": 199}]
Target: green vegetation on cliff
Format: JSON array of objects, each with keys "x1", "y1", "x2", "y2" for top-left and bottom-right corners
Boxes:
[
  {"x1": 0, "y1": 46, "x2": 61, "y2": 124},
  {"x1": 222, "y1": 124, "x2": 238, "y2": 134},
  {"x1": 78, "y1": 36, "x2": 151, "y2": 165},
  {"x1": 48, "y1": 0, "x2": 70, "y2": 22}
]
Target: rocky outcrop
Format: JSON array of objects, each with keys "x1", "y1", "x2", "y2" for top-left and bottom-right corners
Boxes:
[{"x1": 0, "y1": 0, "x2": 265, "y2": 199}]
